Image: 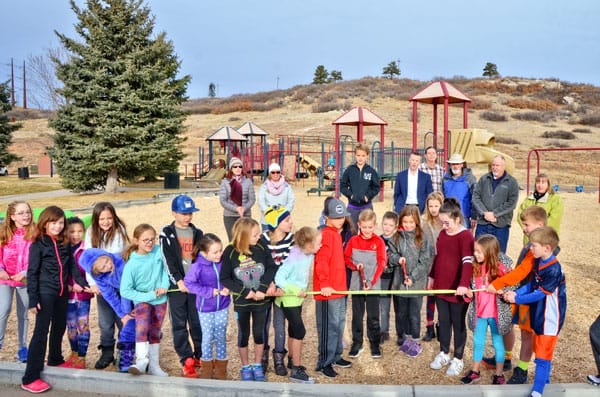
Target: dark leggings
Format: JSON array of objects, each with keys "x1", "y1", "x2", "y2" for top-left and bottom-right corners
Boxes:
[
  {"x1": 282, "y1": 305, "x2": 306, "y2": 340},
  {"x1": 436, "y1": 298, "x2": 468, "y2": 360},
  {"x1": 236, "y1": 307, "x2": 267, "y2": 348}
]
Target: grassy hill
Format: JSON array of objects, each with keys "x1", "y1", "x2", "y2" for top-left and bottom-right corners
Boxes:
[{"x1": 7, "y1": 76, "x2": 600, "y2": 187}]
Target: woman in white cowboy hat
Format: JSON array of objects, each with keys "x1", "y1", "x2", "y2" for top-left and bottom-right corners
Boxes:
[{"x1": 442, "y1": 154, "x2": 477, "y2": 229}]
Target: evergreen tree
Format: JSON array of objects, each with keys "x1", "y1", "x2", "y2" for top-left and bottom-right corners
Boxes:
[
  {"x1": 483, "y1": 62, "x2": 500, "y2": 78},
  {"x1": 49, "y1": 0, "x2": 190, "y2": 192},
  {"x1": 312, "y1": 65, "x2": 329, "y2": 84},
  {"x1": 329, "y1": 70, "x2": 343, "y2": 82},
  {"x1": 382, "y1": 61, "x2": 401, "y2": 79},
  {"x1": 208, "y1": 82, "x2": 216, "y2": 97},
  {"x1": 0, "y1": 81, "x2": 21, "y2": 166}
]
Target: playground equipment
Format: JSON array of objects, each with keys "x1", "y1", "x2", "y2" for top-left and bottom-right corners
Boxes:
[{"x1": 449, "y1": 128, "x2": 515, "y2": 173}]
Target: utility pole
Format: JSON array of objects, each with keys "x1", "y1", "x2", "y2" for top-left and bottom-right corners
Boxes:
[
  {"x1": 276, "y1": 76, "x2": 279, "y2": 90},
  {"x1": 10, "y1": 58, "x2": 15, "y2": 106},
  {"x1": 23, "y1": 60, "x2": 27, "y2": 109}
]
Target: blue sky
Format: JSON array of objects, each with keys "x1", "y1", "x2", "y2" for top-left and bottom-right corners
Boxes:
[{"x1": 1, "y1": 0, "x2": 599, "y2": 105}]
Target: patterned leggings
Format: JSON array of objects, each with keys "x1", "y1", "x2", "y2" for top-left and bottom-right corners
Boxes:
[
  {"x1": 134, "y1": 302, "x2": 167, "y2": 343},
  {"x1": 66, "y1": 299, "x2": 91, "y2": 356}
]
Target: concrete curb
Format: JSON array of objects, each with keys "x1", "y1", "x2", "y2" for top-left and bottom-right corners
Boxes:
[{"x1": 0, "y1": 362, "x2": 597, "y2": 397}]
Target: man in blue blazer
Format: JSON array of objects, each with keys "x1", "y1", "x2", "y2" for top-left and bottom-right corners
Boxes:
[{"x1": 393, "y1": 151, "x2": 434, "y2": 213}]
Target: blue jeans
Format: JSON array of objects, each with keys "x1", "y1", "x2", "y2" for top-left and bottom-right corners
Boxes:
[
  {"x1": 475, "y1": 223, "x2": 510, "y2": 253},
  {"x1": 472, "y1": 317, "x2": 504, "y2": 363},
  {"x1": 394, "y1": 296, "x2": 423, "y2": 340},
  {"x1": 315, "y1": 298, "x2": 346, "y2": 369},
  {"x1": 0, "y1": 284, "x2": 29, "y2": 349}
]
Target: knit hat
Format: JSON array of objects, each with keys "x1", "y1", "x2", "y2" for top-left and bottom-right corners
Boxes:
[
  {"x1": 229, "y1": 157, "x2": 243, "y2": 169},
  {"x1": 325, "y1": 198, "x2": 350, "y2": 219},
  {"x1": 264, "y1": 205, "x2": 290, "y2": 231},
  {"x1": 268, "y1": 163, "x2": 281, "y2": 173}
]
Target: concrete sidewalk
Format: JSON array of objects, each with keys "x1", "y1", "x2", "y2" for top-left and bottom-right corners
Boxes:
[{"x1": 0, "y1": 362, "x2": 597, "y2": 397}]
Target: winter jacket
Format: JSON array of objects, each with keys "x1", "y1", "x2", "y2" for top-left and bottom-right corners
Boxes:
[
  {"x1": 120, "y1": 245, "x2": 170, "y2": 306},
  {"x1": 83, "y1": 225, "x2": 127, "y2": 287},
  {"x1": 313, "y1": 226, "x2": 347, "y2": 301},
  {"x1": 219, "y1": 176, "x2": 256, "y2": 218},
  {"x1": 340, "y1": 163, "x2": 380, "y2": 207},
  {"x1": 258, "y1": 182, "x2": 295, "y2": 225},
  {"x1": 380, "y1": 233, "x2": 402, "y2": 280},
  {"x1": 274, "y1": 246, "x2": 313, "y2": 308},
  {"x1": 27, "y1": 235, "x2": 89, "y2": 309},
  {"x1": 68, "y1": 242, "x2": 94, "y2": 301},
  {"x1": 160, "y1": 222, "x2": 203, "y2": 288},
  {"x1": 344, "y1": 232, "x2": 386, "y2": 290},
  {"x1": 442, "y1": 168, "x2": 477, "y2": 219},
  {"x1": 472, "y1": 171, "x2": 519, "y2": 228},
  {"x1": 517, "y1": 191, "x2": 564, "y2": 243},
  {"x1": 79, "y1": 248, "x2": 132, "y2": 318},
  {"x1": 394, "y1": 229, "x2": 432, "y2": 290},
  {"x1": 184, "y1": 253, "x2": 230, "y2": 313},
  {"x1": 219, "y1": 241, "x2": 276, "y2": 310},
  {"x1": 0, "y1": 228, "x2": 32, "y2": 288}
]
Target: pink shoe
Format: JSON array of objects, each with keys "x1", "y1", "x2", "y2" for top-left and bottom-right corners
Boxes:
[{"x1": 21, "y1": 379, "x2": 51, "y2": 393}]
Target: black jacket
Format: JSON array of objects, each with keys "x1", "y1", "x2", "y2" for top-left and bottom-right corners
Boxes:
[
  {"x1": 27, "y1": 235, "x2": 89, "y2": 309},
  {"x1": 340, "y1": 163, "x2": 380, "y2": 207},
  {"x1": 160, "y1": 222, "x2": 203, "y2": 288}
]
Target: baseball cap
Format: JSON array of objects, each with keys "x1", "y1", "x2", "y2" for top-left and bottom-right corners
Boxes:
[
  {"x1": 325, "y1": 198, "x2": 350, "y2": 219},
  {"x1": 171, "y1": 195, "x2": 199, "y2": 213}
]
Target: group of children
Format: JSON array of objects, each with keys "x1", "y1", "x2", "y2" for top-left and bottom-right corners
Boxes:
[{"x1": 0, "y1": 180, "x2": 572, "y2": 396}]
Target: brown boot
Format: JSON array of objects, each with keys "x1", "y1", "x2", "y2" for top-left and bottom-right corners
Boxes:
[
  {"x1": 199, "y1": 360, "x2": 213, "y2": 379},
  {"x1": 213, "y1": 359, "x2": 228, "y2": 380}
]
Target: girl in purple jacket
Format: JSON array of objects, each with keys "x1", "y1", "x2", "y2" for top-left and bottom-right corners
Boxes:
[{"x1": 184, "y1": 233, "x2": 230, "y2": 380}]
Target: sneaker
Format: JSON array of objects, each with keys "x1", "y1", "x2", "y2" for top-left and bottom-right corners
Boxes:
[
  {"x1": 587, "y1": 374, "x2": 600, "y2": 386},
  {"x1": 445, "y1": 358, "x2": 464, "y2": 376},
  {"x1": 182, "y1": 357, "x2": 197, "y2": 378},
  {"x1": 482, "y1": 356, "x2": 512, "y2": 372},
  {"x1": 348, "y1": 344, "x2": 363, "y2": 358},
  {"x1": 316, "y1": 364, "x2": 337, "y2": 378},
  {"x1": 460, "y1": 370, "x2": 481, "y2": 384},
  {"x1": 430, "y1": 351, "x2": 450, "y2": 370},
  {"x1": 493, "y1": 374, "x2": 506, "y2": 384},
  {"x1": 240, "y1": 365, "x2": 254, "y2": 381},
  {"x1": 399, "y1": 339, "x2": 413, "y2": 354},
  {"x1": 406, "y1": 341, "x2": 423, "y2": 358},
  {"x1": 17, "y1": 347, "x2": 28, "y2": 363},
  {"x1": 507, "y1": 367, "x2": 528, "y2": 384},
  {"x1": 371, "y1": 346, "x2": 382, "y2": 358},
  {"x1": 290, "y1": 366, "x2": 315, "y2": 384},
  {"x1": 252, "y1": 364, "x2": 266, "y2": 381},
  {"x1": 21, "y1": 379, "x2": 51, "y2": 393},
  {"x1": 333, "y1": 358, "x2": 352, "y2": 368}
]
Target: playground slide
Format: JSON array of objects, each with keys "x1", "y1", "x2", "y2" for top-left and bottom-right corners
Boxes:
[
  {"x1": 298, "y1": 154, "x2": 335, "y2": 180},
  {"x1": 450, "y1": 128, "x2": 515, "y2": 173}
]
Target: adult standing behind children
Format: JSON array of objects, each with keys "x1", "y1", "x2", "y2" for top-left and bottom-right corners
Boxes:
[
  {"x1": 258, "y1": 163, "x2": 295, "y2": 231},
  {"x1": 313, "y1": 198, "x2": 353, "y2": 378},
  {"x1": 219, "y1": 157, "x2": 256, "y2": 241},
  {"x1": 589, "y1": 314, "x2": 600, "y2": 386},
  {"x1": 517, "y1": 173, "x2": 563, "y2": 243},
  {"x1": 472, "y1": 155, "x2": 519, "y2": 253},
  {"x1": 0, "y1": 201, "x2": 35, "y2": 363},
  {"x1": 340, "y1": 143, "x2": 380, "y2": 227},
  {"x1": 160, "y1": 195, "x2": 204, "y2": 378},
  {"x1": 442, "y1": 154, "x2": 477, "y2": 229},
  {"x1": 419, "y1": 146, "x2": 444, "y2": 193},
  {"x1": 393, "y1": 151, "x2": 433, "y2": 214},
  {"x1": 84, "y1": 202, "x2": 129, "y2": 370}
]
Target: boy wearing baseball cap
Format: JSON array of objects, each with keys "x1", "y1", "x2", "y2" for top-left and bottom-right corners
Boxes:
[
  {"x1": 314, "y1": 198, "x2": 353, "y2": 378},
  {"x1": 159, "y1": 195, "x2": 204, "y2": 378}
]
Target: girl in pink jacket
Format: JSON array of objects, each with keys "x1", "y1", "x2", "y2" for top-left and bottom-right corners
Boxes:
[{"x1": 0, "y1": 201, "x2": 36, "y2": 362}]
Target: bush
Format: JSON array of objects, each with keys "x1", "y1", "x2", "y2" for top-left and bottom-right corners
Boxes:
[
  {"x1": 469, "y1": 99, "x2": 492, "y2": 110},
  {"x1": 577, "y1": 114, "x2": 600, "y2": 126},
  {"x1": 511, "y1": 111, "x2": 555, "y2": 123},
  {"x1": 228, "y1": 116, "x2": 241, "y2": 122},
  {"x1": 495, "y1": 137, "x2": 521, "y2": 144},
  {"x1": 572, "y1": 128, "x2": 592, "y2": 133},
  {"x1": 546, "y1": 140, "x2": 570, "y2": 148},
  {"x1": 311, "y1": 100, "x2": 351, "y2": 113},
  {"x1": 505, "y1": 98, "x2": 558, "y2": 111},
  {"x1": 479, "y1": 111, "x2": 507, "y2": 122},
  {"x1": 541, "y1": 130, "x2": 576, "y2": 140}
]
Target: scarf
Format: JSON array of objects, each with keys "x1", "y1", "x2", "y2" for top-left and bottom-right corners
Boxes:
[
  {"x1": 266, "y1": 177, "x2": 286, "y2": 196},
  {"x1": 229, "y1": 176, "x2": 243, "y2": 206},
  {"x1": 533, "y1": 190, "x2": 545, "y2": 201}
]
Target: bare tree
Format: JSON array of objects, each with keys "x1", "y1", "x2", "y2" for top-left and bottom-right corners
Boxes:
[{"x1": 27, "y1": 46, "x2": 67, "y2": 110}]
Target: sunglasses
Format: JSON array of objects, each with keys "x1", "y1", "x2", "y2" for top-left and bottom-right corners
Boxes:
[
  {"x1": 270, "y1": 171, "x2": 281, "y2": 174},
  {"x1": 231, "y1": 165, "x2": 243, "y2": 169}
]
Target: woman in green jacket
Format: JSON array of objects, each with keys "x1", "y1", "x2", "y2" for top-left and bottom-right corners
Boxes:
[{"x1": 517, "y1": 173, "x2": 564, "y2": 243}]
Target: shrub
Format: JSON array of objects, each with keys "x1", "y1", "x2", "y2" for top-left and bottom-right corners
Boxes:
[
  {"x1": 495, "y1": 137, "x2": 521, "y2": 144},
  {"x1": 577, "y1": 114, "x2": 600, "y2": 126},
  {"x1": 228, "y1": 116, "x2": 241, "y2": 122},
  {"x1": 505, "y1": 98, "x2": 558, "y2": 111},
  {"x1": 469, "y1": 99, "x2": 492, "y2": 110},
  {"x1": 511, "y1": 111, "x2": 555, "y2": 123},
  {"x1": 572, "y1": 128, "x2": 592, "y2": 133},
  {"x1": 545, "y1": 140, "x2": 570, "y2": 148},
  {"x1": 479, "y1": 111, "x2": 507, "y2": 122},
  {"x1": 311, "y1": 100, "x2": 351, "y2": 113},
  {"x1": 211, "y1": 100, "x2": 254, "y2": 114},
  {"x1": 541, "y1": 130, "x2": 576, "y2": 140}
]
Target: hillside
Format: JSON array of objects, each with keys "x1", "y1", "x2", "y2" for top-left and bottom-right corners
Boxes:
[{"x1": 7, "y1": 76, "x2": 600, "y2": 186}]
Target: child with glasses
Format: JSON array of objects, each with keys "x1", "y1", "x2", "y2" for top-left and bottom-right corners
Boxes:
[
  {"x1": 0, "y1": 201, "x2": 36, "y2": 363},
  {"x1": 258, "y1": 162, "x2": 295, "y2": 232},
  {"x1": 120, "y1": 224, "x2": 170, "y2": 377}
]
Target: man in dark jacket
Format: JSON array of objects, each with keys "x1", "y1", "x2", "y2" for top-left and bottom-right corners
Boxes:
[
  {"x1": 393, "y1": 151, "x2": 433, "y2": 214},
  {"x1": 160, "y1": 195, "x2": 203, "y2": 378}
]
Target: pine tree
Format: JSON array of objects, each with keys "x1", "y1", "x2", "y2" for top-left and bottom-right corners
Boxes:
[
  {"x1": 382, "y1": 61, "x2": 401, "y2": 79},
  {"x1": 49, "y1": 0, "x2": 190, "y2": 192},
  {"x1": 329, "y1": 70, "x2": 343, "y2": 82},
  {"x1": 0, "y1": 82, "x2": 21, "y2": 166},
  {"x1": 312, "y1": 65, "x2": 329, "y2": 84},
  {"x1": 483, "y1": 62, "x2": 500, "y2": 78}
]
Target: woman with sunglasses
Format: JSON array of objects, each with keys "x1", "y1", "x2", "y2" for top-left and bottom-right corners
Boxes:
[
  {"x1": 219, "y1": 157, "x2": 256, "y2": 241},
  {"x1": 258, "y1": 163, "x2": 295, "y2": 231}
]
